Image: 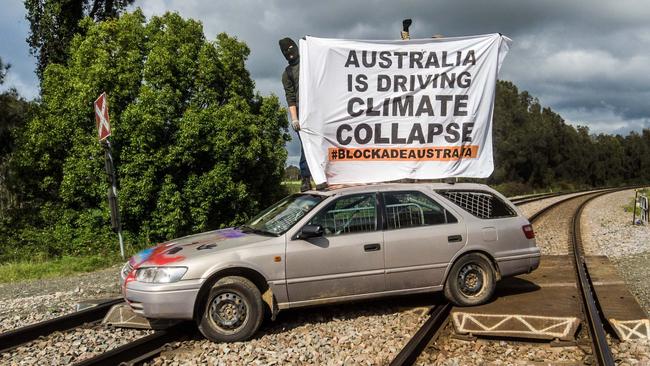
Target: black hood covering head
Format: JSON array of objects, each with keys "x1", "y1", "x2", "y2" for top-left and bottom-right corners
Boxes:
[{"x1": 279, "y1": 37, "x2": 299, "y2": 65}]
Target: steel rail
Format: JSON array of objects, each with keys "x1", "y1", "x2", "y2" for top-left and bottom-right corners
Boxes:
[
  {"x1": 384, "y1": 188, "x2": 607, "y2": 366},
  {"x1": 571, "y1": 192, "x2": 615, "y2": 366},
  {"x1": 527, "y1": 188, "x2": 621, "y2": 222},
  {"x1": 386, "y1": 186, "x2": 633, "y2": 366},
  {"x1": 510, "y1": 185, "x2": 626, "y2": 207},
  {"x1": 0, "y1": 298, "x2": 124, "y2": 353},
  {"x1": 388, "y1": 303, "x2": 452, "y2": 366},
  {"x1": 528, "y1": 188, "x2": 622, "y2": 366},
  {"x1": 510, "y1": 191, "x2": 562, "y2": 205},
  {"x1": 73, "y1": 322, "x2": 192, "y2": 366},
  {"x1": 7, "y1": 186, "x2": 637, "y2": 363}
]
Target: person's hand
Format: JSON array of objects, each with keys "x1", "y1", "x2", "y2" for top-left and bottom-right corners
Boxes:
[{"x1": 292, "y1": 119, "x2": 301, "y2": 131}]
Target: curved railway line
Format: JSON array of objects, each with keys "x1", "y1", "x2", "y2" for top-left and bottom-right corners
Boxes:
[
  {"x1": 0, "y1": 187, "x2": 637, "y2": 365},
  {"x1": 389, "y1": 187, "x2": 631, "y2": 366}
]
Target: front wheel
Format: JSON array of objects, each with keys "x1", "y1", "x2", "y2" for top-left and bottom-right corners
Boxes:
[
  {"x1": 444, "y1": 253, "x2": 496, "y2": 306},
  {"x1": 197, "y1": 276, "x2": 264, "y2": 342}
]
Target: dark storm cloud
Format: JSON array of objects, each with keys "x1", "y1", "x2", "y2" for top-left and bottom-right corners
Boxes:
[
  {"x1": 137, "y1": 0, "x2": 650, "y2": 137},
  {"x1": 3, "y1": 1, "x2": 649, "y2": 164},
  {"x1": 143, "y1": 0, "x2": 650, "y2": 161}
]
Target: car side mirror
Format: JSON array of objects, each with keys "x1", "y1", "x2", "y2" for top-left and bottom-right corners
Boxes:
[{"x1": 299, "y1": 224, "x2": 324, "y2": 239}]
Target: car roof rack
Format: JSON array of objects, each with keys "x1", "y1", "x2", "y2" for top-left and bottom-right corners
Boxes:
[{"x1": 316, "y1": 178, "x2": 458, "y2": 191}]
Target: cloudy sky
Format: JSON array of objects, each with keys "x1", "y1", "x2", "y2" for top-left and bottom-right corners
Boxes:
[{"x1": 2, "y1": 0, "x2": 649, "y2": 166}]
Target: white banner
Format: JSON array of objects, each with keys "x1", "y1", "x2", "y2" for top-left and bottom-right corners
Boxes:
[{"x1": 298, "y1": 33, "x2": 511, "y2": 185}]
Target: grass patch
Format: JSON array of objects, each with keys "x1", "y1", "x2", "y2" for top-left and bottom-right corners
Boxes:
[
  {"x1": 623, "y1": 188, "x2": 650, "y2": 216},
  {"x1": 282, "y1": 180, "x2": 302, "y2": 194},
  {"x1": 0, "y1": 254, "x2": 123, "y2": 283}
]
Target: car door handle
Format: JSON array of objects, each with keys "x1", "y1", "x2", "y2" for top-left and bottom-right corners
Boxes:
[
  {"x1": 448, "y1": 235, "x2": 463, "y2": 243},
  {"x1": 364, "y1": 243, "x2": 381, "y2": 252}
]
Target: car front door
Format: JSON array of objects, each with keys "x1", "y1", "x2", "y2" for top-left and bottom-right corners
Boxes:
[
  {"x1": 285, "y1": 193, "x2": 385, "y2": 304},
  {"x1": 381, "y1": 190, "x2": 466, "y2": 291}
]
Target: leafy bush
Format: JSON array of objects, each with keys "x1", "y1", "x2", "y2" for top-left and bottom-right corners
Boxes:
[
  {"x1": 1, "y1": 11, "x2": 289, "y2": 261},
  {"x1": 492, "y1": 182, "x2": 534, "y2": 197}
]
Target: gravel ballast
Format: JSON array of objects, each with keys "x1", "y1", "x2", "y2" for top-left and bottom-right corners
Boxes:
[
  {"x1": 515, "y1": 190, "x2": 604, "y2": 219},
  {"x1": 416, "y1": 189, "x2": 650, "y2": 365},
  {"x1": 417, "y1": 324, "x2": 650, "y2": 365},
  {"x1": 3, "y1": 189, "x2": 649, "y2": 365},
  {"x1": 1, "y1": 324, "x2": 152, "y2": 365},
  {"x1": 581, "y1": 188, "x2": 650, "y2": 314},
  {"x1": 148, "y1": 300, "x2": 430, "y2": 366},
  {"x1": 0, "y1": 265, "x2": 122, "y2": 332},
  {"x1": 523, "y1": 193, "x2": 593, "y2": 255}
]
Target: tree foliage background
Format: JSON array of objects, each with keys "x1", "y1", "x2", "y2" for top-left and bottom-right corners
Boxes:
[
  {"x1": 25, "y1": 0, "x2": 134, "y2": 80},
  {"x1": 489, "y1": 81, "x2": 650, "y2": 195},
  {"x1": 1, "y1": 11, "x2": 289, "y2": 261},
  {"x1": 1, "y1": 8, "x2": 649, "y2": 263}
]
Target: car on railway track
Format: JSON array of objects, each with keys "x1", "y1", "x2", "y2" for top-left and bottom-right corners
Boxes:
[{"x1": 120, "y1": 182, "x2": 540, "y2": 342}]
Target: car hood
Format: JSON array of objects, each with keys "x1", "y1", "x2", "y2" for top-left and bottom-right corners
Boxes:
[{"x1": 127, "y1": 228, "x2": 271, "y2": 268}]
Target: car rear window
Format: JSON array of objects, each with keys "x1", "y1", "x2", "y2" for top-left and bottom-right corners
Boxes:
[{"x1": 436, "y1": 190, "x2": 516, "y2": 219}]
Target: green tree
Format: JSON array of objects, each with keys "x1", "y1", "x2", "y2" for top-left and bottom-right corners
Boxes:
[
  {"x1": 7, "y1": 11, "x2": 289, "y2": 259},
  {"x1": 25, "y1": 0, "x2": 134, "y2": 81},
  {"x1": 0, "y1": 89, "x2": 31, "y2": 167},
  {"x1": 0, "y1": 57, "x2": 8, "y2": 84},
  {"x1": 284, "y1": 165, "x2": 300, "y2": 181},
  {"x1": 0, "y1": 58, "x2": 32, "y2": 249}
]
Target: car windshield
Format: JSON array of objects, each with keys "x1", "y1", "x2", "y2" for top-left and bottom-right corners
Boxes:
[{"x1": 242, "y1": 194, "x2": 325, "y2": 235}]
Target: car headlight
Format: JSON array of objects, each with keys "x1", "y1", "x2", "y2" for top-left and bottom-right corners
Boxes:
[
  {"x1": 135, "y1": 267, "x2": 188, "y2": 283},
  {"x1": 121, "y1": 261, "x2": 134, "y2": 279}
]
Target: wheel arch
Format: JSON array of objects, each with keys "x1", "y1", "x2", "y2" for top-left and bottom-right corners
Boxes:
[
  {"x1": 442, "y1": 249, "x2": 501, "y2": 287},
  {"x1": 193, "y1": 267, "x2": 271, "y2": 322}
]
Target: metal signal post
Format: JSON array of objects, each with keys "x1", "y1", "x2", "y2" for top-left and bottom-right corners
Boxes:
[
  {"x1": 95, "y1": 92, "x2": 124, "y2": 259},
  {"x1": 103, "y1": 140, "x2": 125, "y2": 259}
]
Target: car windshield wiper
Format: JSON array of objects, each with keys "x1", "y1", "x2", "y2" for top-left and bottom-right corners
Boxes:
[{"x1": 239, "y1": 225, "x2": 277, "y2": 237}]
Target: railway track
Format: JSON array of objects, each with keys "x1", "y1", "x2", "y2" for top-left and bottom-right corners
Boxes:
[
  {"x1": 388, "y1": 188, "x2": 629, "y2": 365},
  {"x1": 570, "y1": 191, "x2": 616, "y2": 365},
  {"x1": 74, "y1": 322, "x2": 192, "y2": 366},
  {"x1": 528, "y1": 189, "x2": 620, "y2": 364},
  {"x1": 1, "y1": 187, "x2": 629, "y2": 365},
  {"x1": 0, "y1": 298, "x2": 123, "y2": 353}
]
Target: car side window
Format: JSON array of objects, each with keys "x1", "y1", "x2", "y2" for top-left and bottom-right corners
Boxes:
[
  {"x1": 382, "y1": 191, "x2": 455, "y2": 230},
  {"x1": 308, "y1": 193, "x2": 377, "y2": 236}
]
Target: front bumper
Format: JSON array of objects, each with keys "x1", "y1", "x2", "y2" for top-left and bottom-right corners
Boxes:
[{"x1": 122, "y1": 279, "x2": 203, "y2": 320}]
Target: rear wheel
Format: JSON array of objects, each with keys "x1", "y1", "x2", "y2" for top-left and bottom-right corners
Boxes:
[
  {"x1": 444, "y1": 253, "x2": 496, "y2": 306},
  {"x1": 198, "y1": 276, "x2": 263, "y2": 342}
]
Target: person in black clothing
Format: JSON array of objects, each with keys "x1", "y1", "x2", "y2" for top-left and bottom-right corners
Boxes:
[{"x1": 279, "y1": 37, "x2": 312, "y2": 192}]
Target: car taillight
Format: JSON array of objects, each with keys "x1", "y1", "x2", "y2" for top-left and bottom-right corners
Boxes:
[{"x1": 522, "y1": 224, "x2": 535, "y2": 239}]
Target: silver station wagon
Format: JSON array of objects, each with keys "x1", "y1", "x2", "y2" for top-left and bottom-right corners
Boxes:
[{"x1": 120, "y1": 183, "x2": 540, "y2": 342}]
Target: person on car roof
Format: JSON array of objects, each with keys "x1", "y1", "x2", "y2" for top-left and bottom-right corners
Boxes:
[{"x1": 279, "y1": 37, "x2": 312, "y2": 192}]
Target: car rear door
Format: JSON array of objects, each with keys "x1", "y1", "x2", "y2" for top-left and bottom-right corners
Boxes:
[
  {"x1": 285, "y1": 193, "x2": 385, "y2": 303},
  {"x1": 381, "y1": 190, "x2": 467, "y2": 291}
]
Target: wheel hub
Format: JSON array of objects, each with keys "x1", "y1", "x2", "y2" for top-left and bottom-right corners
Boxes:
[
  {"x1": 209, "y1": 292, "x2": 247, "y2": 330},
  {"x1": 458, "y1": 264, "x2": 484, "y2": 296}
]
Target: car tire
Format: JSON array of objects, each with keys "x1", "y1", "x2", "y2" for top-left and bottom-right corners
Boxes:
[
  {"x1": 198, "y1": 276, "x2": 264, "y2": 342},
  {"x1": 444, "y1": 253, "x2": 496, "y2": 306}
]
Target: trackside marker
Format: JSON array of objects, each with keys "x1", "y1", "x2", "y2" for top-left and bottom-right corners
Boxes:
[{"x1": 94, "y1": 92, "x2": 111, "y2": 141}]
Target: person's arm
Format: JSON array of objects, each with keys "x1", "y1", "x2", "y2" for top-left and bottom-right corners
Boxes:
[
  {"x1": 282, "y1": 71, "x2": 300, "y2": 131},
  {"x1": 288, "y1": 105, "x2": 299, "y2": 124}
]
